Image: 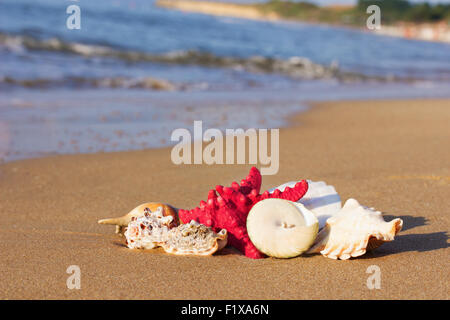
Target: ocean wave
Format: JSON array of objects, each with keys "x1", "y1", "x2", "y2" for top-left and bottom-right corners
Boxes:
[
  {"x1": 0, "y1": 75, "x2": 176, "y2": 90},
  {"x1": 0, "y1": 31, "x2": 392, "y2": 82}
]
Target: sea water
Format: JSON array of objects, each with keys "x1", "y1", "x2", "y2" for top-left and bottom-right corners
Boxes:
[{"x1": 0, "y1": 0, "x2": 449, "y2": 161}]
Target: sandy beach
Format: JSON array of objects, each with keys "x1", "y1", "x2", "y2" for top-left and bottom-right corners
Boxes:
[
  {"x1": 0, "y1": 99, "x2": 448, "y2": 299},
  {"x1": 156, "y1": 0, "x2": 281, "y2": 22}
]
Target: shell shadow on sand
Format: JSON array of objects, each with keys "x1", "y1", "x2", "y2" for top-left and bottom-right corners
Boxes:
[
  {"x1": 113, "y1": 241, "x2": 128, "y2": 248},
  {"x1": 113, "y1": 239, "x2": 240, "y2": 256},
  {"x1": 360, "y1": 214, "x2": 448, "y2": 259},
  {"x1": 384, "y1": 215, "x2": 428, "y2": 232}
]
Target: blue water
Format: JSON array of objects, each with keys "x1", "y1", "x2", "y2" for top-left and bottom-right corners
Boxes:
[
  {"x1": 1, "y1": 0, "x2": 450, "y2": 81},
  {"x1": 0, "y1": 0, "x2": 449, "y2": 161}
]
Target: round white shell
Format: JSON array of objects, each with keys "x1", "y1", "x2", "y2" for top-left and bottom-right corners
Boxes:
[{"x1": 246, "y1": 198, "x2": 319, "y2": 258}]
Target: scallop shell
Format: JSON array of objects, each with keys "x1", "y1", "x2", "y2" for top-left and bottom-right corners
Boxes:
[
  {"x1": 269, "y1": 180, "x2": 342, "y2": 229},
  {"x1": 162, "y1": 220, "x2": 228, "y2": 256},
  {"x1": 124, "y1": 206, "x2": 175, "y2": 250},
  {"x1": 98, "y1": 202, "x2": 179, "y2": 234},
  {"x1": 307, "y1": 198, "x2": 403, "y2": 260}
]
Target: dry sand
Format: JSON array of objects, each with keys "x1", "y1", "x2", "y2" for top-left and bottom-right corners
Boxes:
[{"x1": 0, "y1": 99, "x2": 448, "y2": 299}]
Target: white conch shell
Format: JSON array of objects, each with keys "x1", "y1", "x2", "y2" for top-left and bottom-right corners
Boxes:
[
  {"x1": 269, "y1": 180, "x2": 342, "y2": 229},
  {"x1": 307, "y1": 198, "x2": 403, "y2": 260},
  {"x1": 124, "y1": 206, "x2": 175, "y2": 249}
]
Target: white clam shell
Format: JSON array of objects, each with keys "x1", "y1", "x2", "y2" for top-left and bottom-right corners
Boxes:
[
  {"x1": 307, "y1": 198, "x2": 403, "y2": 260},
  {"x1": 269, "y1": 180, "x2": 342, "y2": 229}
]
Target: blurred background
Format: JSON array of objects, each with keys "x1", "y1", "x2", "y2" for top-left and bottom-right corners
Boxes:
[{"x1": 0, "y1": 0, "x2": 449, "y2": 161}]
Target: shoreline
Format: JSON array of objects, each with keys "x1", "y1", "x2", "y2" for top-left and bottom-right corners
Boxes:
[
  {"x1": 156, "y1": 0, "x2": 281, "y2": 22},
  {"x1": 4, "y1": 91, "x2": 450, "y2": 165},
  {"x1": 156, "y1": 0, "x2": 450, "y2": 43},
  {"x1": 0, "y1": 98, "x2": 449, "y2": 299}
]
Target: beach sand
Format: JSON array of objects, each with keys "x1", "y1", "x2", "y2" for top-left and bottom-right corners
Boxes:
[
  {"x1": 156, "y1": 0, "x2": 281, "y2": 22},
  {"x1": 0, "y1": 99, "x2": 448, "y2": 299}
]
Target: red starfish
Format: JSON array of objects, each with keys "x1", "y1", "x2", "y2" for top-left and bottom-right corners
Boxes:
[{"x1": 178, "y1": 167, "x2": 308, "y2": 259}]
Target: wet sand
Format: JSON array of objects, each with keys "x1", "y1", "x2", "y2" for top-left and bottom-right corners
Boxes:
[{"x1": 0, "y1": 99, "x2": 448, "y2": 299}]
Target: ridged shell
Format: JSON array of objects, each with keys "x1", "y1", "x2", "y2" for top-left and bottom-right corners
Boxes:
[
  {"x1": 307, "y1": 198, "x2": 403, "y2": 260},
  {"x1": 269, "y1": 180, "x2": 342, "y2": 229},
  {"x1": 124, "y1": 206, "x2": 174, "y2": 249},
  {"x1": 162, "y1": 220, "x2": 228, "y2": 256}
]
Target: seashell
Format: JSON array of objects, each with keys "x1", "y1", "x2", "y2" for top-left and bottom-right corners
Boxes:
[
  {"x1": 162, "y1": 220, "x2": 228, "y2": 256},
  {"x1": 124, "y1": 206, "x2": 175, "y2": 249},
  {"x1": 247, "y1": 198, "x2": 318, "y2": 258},
  {"x1": 98, "y1": 202, "x2": 179, "y2": 234},
  {"x1": 307, "y1": 198, "x2": 403, "y2": 260},
  {"x1": 269, "y1": 180, "x2": 341, "y2": 229}
]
